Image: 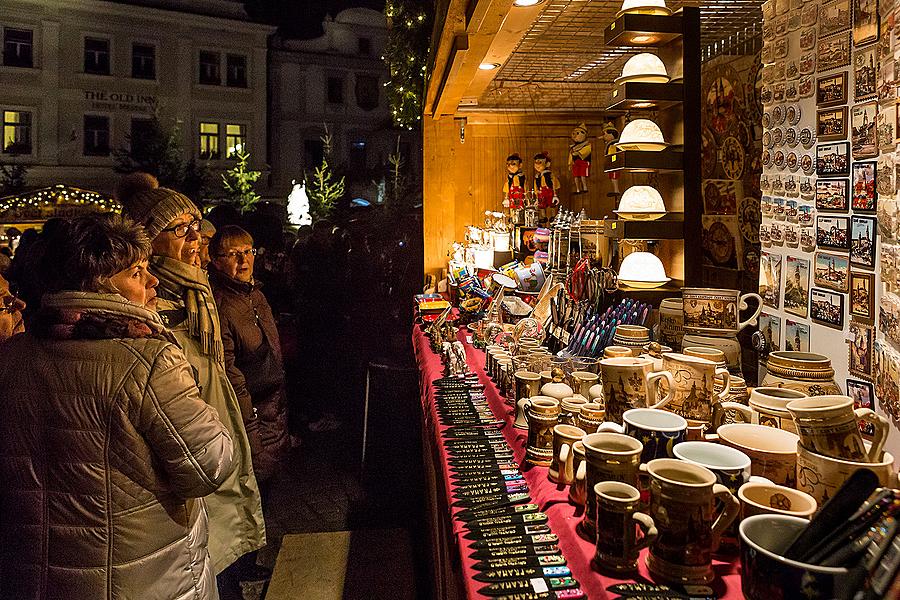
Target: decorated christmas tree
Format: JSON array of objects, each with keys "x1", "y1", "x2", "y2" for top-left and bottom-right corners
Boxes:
[{"x1": 384, "y1": 0, "x2": 432, "y2": 129}]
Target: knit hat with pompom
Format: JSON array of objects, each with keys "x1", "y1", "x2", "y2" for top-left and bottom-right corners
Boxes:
[{"x1": 115, "y1": 172, "x2": 201, "y2": 240}]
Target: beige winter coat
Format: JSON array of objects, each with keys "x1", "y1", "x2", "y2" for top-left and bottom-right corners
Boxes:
[{"x1": 0, "y1": 292, "x2": 234, "y2": 600}]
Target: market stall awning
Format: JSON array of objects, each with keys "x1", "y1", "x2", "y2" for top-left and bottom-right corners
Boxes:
[{"x1": 0, "y1": 184, "x2": 120, "y2": 224}]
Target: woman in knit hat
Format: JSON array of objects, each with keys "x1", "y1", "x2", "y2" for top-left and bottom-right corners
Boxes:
[{"x1": 116, "y1": 173, "x2": 265, "y2": 599}]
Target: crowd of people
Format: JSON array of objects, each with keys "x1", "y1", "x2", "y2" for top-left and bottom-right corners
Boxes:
[{"x1": 0, "y1": 174, "x2": 296, "y2": 600}]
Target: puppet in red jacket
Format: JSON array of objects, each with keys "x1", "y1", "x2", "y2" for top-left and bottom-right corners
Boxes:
[
  {"x1": 532, "y1": 152, "x2": 560, "y2": 212},
  {"x1": 568, "y1": 123, "x2": 592, "y2": 194},
  {"x1": 503, "y1": 153, "x2": 527, "y2": 210}
]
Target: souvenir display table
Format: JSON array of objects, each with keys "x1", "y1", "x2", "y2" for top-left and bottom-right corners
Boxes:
[{"x1": 413, "y1": 324, "x2": 743, "y2": 599}]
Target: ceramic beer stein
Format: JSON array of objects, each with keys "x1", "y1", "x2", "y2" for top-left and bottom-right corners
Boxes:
[
  {"x1": 549, "y1": 424, "x2": 586, "y2": 484},
  {"x1": 738, "y1": 482, "x2": 817, "y2": 520},
  {"x1": 623, "y1": 408, "x2": 688, "y2": 463},
  {"x1": 641, "y1": 459, "x2": 741, "y2": 585},
  {"x1": 796, "y1": 443, "x2": 897, "y2": 505},
  {"x1": 710, "y1": 387, "x2": 806, "y2": 434},
  {"x1": 571, "y1": 370, "x2": 600, "y2": 399},
  {"x1": 579, "y1": 432, "x2": 644, "y2": 541},
  {"x1": 786, "y1": 396, "x2": 889, "y2": 463},
  {"x1": 593, "y1": 482, "x2": 658, "y2": 575},
  {"x1": 681, "y1": 287, "x2": 763, "y2": 338},
  {"x1": 612, "y1": 325, "x2": 651, "y2": 356},
  {"x1": 570, "y1": 441, "x2": 588, "y2": 506},
  {"x1": 760, "y1": 351, "x2": 841, "y2": 396},
  {"x1": 525, "y1": 397, "x2": 560, "y2": 466},
  {"x1": 558, "y1": 396, "x2": 588, "y2": 426},
  {"x1": 576, "y1": 402, "x2": 605, "y2": 434},
  {"x1": 661, "y1": 352, "x2": 731, "y2": 425},
  {"x1": 541, "y1": 368, "x2": 575, "y2": 401},
  {"x1": 604, "y1": 346, "x2": 634, "y2": 359},
  {"x1": 600, "y1": 357, "x2": 676, "y2": 424},
  {"x1": 658, "y1": 297, "x2": 684, "y2": 349},
  {"x1": 713, "y1": 423, "x2": 800, "y2": 487},
  {"x1": 514, "y1": 371, "x2": 542, "y2": 406}
]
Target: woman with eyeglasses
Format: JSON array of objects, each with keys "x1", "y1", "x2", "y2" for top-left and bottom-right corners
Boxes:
[
  {"x1": 208, "y1": 225, "x2": 289, "y2": 585},
  {"x1": 117, "y1": 174, "x2": 264, "y2": 599},
  {"x1": 0, "y1": 213, "x2": 234, "y2": 599}
]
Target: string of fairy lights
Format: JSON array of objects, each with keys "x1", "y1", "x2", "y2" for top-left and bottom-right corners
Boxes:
[
  {"x1": 384, "y1": 0, "x2": 432, "y2": 130},
  {"x1": 0, "y1": 184, "x2": 120, "y2": 215}
]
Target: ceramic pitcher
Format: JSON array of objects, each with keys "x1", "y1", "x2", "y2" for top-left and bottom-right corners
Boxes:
[
  {"x1": 786, "y1": 395, "x2": 889, "y2": 463},
  {"x1": 600, "y1": 357, "x2": 676, "y2": 424},
  {"x1": 661, "y1": 352, "x2": 731, "y2": 425}
]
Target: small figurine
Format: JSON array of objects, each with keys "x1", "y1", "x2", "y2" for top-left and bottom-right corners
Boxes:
[
  {"x1": 503, "y1": 153, "x2": 527, "y2": 209},
  {"x1": 602, "y1": 122, "x2": 621, "y2": 194},
  {"x1": 568, "y1": 123, "x2": 592, "y2": 194},
  {"x1": 532, "y1": 152, "x2": 560, "y2": 212}
]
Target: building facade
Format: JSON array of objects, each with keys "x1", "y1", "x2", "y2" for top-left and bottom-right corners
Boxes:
[
  {"x1": 269, "y1": 8, "x2": 419, "y2": 204},
  {"x1": 0, "y1": 0, "x2": 272, "y2": 196}
]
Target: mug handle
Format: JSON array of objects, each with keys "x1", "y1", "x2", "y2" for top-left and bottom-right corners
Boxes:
[
  {"x1": 596, "y1": 421, "x2": 625, "y2": 433},
  {"x1": 855, "y1": 408, "x2": 890, "y2": 462},
  {"x1": 632, "y1": 512, "x2": 658, "y2": 552},
  {"x1": 710, "y1": 483, "x2": 741, "y2": 537},
  {"x1": 647, "y1": 370, "x2": 676, "y2": 410},
  {"x1": 575, "y1": 460, "x2": 586, "y2": 483},
  {"x1": 714, "y1": 368, "x2": 731, "y2": 403},
  {"x1": 711, "y1": 401, "x2": 753, "y2": 430},
  {"x1": 559, "y1": 442, "x2": 571, "y2": 465},
  {"x1": 738, "y1": 293, "x2": 764, "y2": 332}
]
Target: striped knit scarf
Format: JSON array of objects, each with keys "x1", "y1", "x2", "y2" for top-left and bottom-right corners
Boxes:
[{"x1": 151, "y1": 255, "x2": 224, "y2": 364}]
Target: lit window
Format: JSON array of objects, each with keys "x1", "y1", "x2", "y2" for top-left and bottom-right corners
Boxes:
[
  {"x1": 3, "y1": 28, "x2": 33, "y2": 68},
  {"x1": 83, "y1": 38, "x2": 110, "y2": 75},
  {"x1": 199, "y1": 51, "x2": 220, "y2": 85},
  {"x1": 83, "y1": 115, "x2": 110, "y2": 156},
  {"x1": 226, "y1": 54, "x2": 247, "y2": 87},
  {"x1": 132, "y1": 44, "x2": 155, "y2": 79},
  {"x1": 2, "y1": 110, "x2": 32, "y2": 154},
  {"x1": 225, "y1": 124, "x2": 246, "y2": 158},
  {"x1": 199, "y1": 122, "x2": 219, "y2": 159}
]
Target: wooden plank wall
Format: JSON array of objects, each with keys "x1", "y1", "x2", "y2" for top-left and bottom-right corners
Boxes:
[{"x1": 422, "y1": 115, "x2": 620, "y2": 274}]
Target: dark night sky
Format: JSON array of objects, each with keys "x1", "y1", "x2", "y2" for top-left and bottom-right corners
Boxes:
[{"x1": 244, "y1": 0, "x2": 387, "y2": 38}]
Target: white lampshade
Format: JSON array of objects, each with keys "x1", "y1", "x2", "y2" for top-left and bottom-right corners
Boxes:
[
  {"x1": 617, "y1": 251, "x2": 670, "y2": 289},
  {"x1": 618, "y1": 0, "x2": 671, "y2": 16},
  {"x1": 616, "y1": 185, "x2": 667, "y2": 220},
  {"x1": 616, "y1": 53, "x2": 669, "y2": 85},
  {"x1": 615, "y1": 119, "x2": 668, "y2": 151},
  {"x1": 492, "y1": 230, "x2": 511, "y2": 251},
  {"x1": 472, "y1": 246, "x2": 494, "y2": 270}
]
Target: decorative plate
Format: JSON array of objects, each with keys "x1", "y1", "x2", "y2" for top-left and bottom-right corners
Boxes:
[
  {"x1": 719, "y1": 136, "x2": 745, "y2": 180},
  {"x1": 762, "y1": 149, "x2": 773, "y2": 167},
  {"x1": 786, "y1": 127, "x2": 799, "y2": 147},
  {"x1": 787, "y1": 104, "x2": 801, "y2": 126},
  {"x1": 774, "y1": 149, "x2": 786, "y2": 168},
  {"x1": 701, "y1": 127, "x2": 717, "y2": 180},
  {"x1": 773, "y1": 127, "x2": 784, "y2": 146},
  {"x1": 763, "y1": 111, "x2": 772, "y2": 128},
  {"x1": 801, "y1": 153, "x2": 815, "y2": 175},
  {"x1": 740, "y1": 196, "x2": 762, "y2": 244},
  {"x1": 787, "y1": 152, "x2": 799, "y2": 171},
  {"x1": 764, "y1": 130, "x2": 773, "y2": 148},
  {"x1": 772, "y1": 104, "x2": 786, "y2": 125},
  {"x1": 800, "y1": 128, "x2": 814, "y2": 149}
]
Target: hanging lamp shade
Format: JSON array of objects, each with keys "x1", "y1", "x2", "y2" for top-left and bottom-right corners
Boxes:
[
  {"x1": 617, "y1": 0, "x2": 671, "y2": 17},
  {"x1": 617, "y1": 251, "x2": 670, "y2": 289},
  {"x1": 616, "y1": 185, "x2": 667, "y2": 220},
  {"x1": 616, "y1": 53, "x2": 670, "y2": 85},
  {"x1": 615, "y1": 119, "x2": 668, "y2": 152}
]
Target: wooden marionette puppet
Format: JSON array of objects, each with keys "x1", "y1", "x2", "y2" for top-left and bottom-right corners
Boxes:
[
  {"x1": 568, "y1": 122, "x2": 592, "y2": 194},
  {"x1": 502, "y1": 153, "x2": 527, "y2": 210},
  {"x1": 602, "y1": 121, "x2": 621, "y2": 194},
  {"x1": 532, "y1": 152, "x2": 560, "y2": 216}
]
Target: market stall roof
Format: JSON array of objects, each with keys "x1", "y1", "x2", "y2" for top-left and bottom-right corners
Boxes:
[
  {"x1": 0, "y1": 184, "x2": 120, "y2": 224},
  {"x1": 427, "y1": 0, "x2": 763, "y2": 116}
]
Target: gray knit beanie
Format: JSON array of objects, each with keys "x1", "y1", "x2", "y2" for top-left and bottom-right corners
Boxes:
[{"x1": 116, "y1": 173, "x2": 201, "y2": 240}]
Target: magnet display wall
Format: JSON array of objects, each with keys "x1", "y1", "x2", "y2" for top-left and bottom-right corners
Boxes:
[{"x1": 759, "y1": 0, "x2": 900, "y2": 458}]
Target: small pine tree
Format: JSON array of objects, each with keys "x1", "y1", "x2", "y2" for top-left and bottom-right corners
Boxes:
[
  {"x1": 221, "y1": 150, "x2": 261, "y2": 213},
  {"x1": 384, "y1": 136, "x2": 406, "y2": 214},
  {"x1": 306, "y1": 126, "x2": 344, "y2": 219}
]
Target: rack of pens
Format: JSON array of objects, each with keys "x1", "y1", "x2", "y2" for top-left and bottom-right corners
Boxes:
[{"x1": 546, "y1": 289, "x2": 651, "y2": 357}]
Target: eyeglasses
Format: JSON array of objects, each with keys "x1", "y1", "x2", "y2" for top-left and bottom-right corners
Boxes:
[
  {"x1": 161, "y1": 219, "x2": 202, "y2": 238},
  {"x1": 216, "y1": 248, "x2": 257, "y2": 260}
]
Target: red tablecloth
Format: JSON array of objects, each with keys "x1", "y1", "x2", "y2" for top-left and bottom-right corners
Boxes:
[{"x1": 413, "y1": 325, "x2": 744, "y2": 599}]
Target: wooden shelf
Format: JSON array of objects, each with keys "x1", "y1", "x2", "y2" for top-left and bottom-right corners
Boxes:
[
  {"x1": 604, "y1": 214, "x2": 685, "y2": 240},
  {"x1": 604, "y1": 148, "x2": 684, "y2": 173},
  {"x1": 607, "y1": 81, "x2": 683, "y2": 112},
  {"x1": 604, "y1": 13, "x2": 683, "y2": 47},
  {"x1": 617, "y1": 280, "x2": 684, "y2": 296}
]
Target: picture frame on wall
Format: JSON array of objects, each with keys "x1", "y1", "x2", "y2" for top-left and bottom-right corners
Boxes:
[
  {"x1": 817, "y1": 71, "x2": 849, "y2": 106},
  {"x1": 814, "y1": 251, "x2": 851, "y2": 291},
  {"x1": 816, "y1": 215, "x2": 852, "y2": 250},
  {"x1": 853, "y1": 45, "x2": 878, "y2": 100},
  {"x1": 848, "y1": 322, "x2": 874, "y2": 380},
  {"x1": 820, "y1": 0, "x2": 852, "y2": 37},
  {"x1": 852, "y1": 0, "x2": 879, "y2": 46},
  {"x1": 811, "y1": 287, "x2": 846, "y2": 327},
  {"x1": 760, "y1": 252, "x2": 783, "y2": 309},
  {"x1": 816, "y1": 178, "x2": 851, "y2": 211},
  {"x1": 850, "y1": 215, "x2": 877, "y2": 268},
  {"x1": 784, "y1": 256, "x2": 811, "y2": 317},
  {"x1": 786, "y1": 319, "x2": 811, "y2": 351},
  {"x1": 847, "y1": 378, "x2": 876, "y2": 437},
  {"x1": 759, "y1": 312, "x2": 783, "y2": 352},
  {"x1": 851, "y1": 102, "x2": 878, "y2": 157},
  {"x1": 818, "y1": 107, "x2": 849, "y2": 141},
  {"x1": 817, "y1": 142, "x2": 851, "y2": 176},
  {"x1": 850, "y1": 270, "x2": 876, "y2": 322},
  {"x1": 819, "y1": 35, "x2": 852, "y2": 71},
  {"x1": 851, "y1": 160, "x2": 877, "y2": 210}
]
